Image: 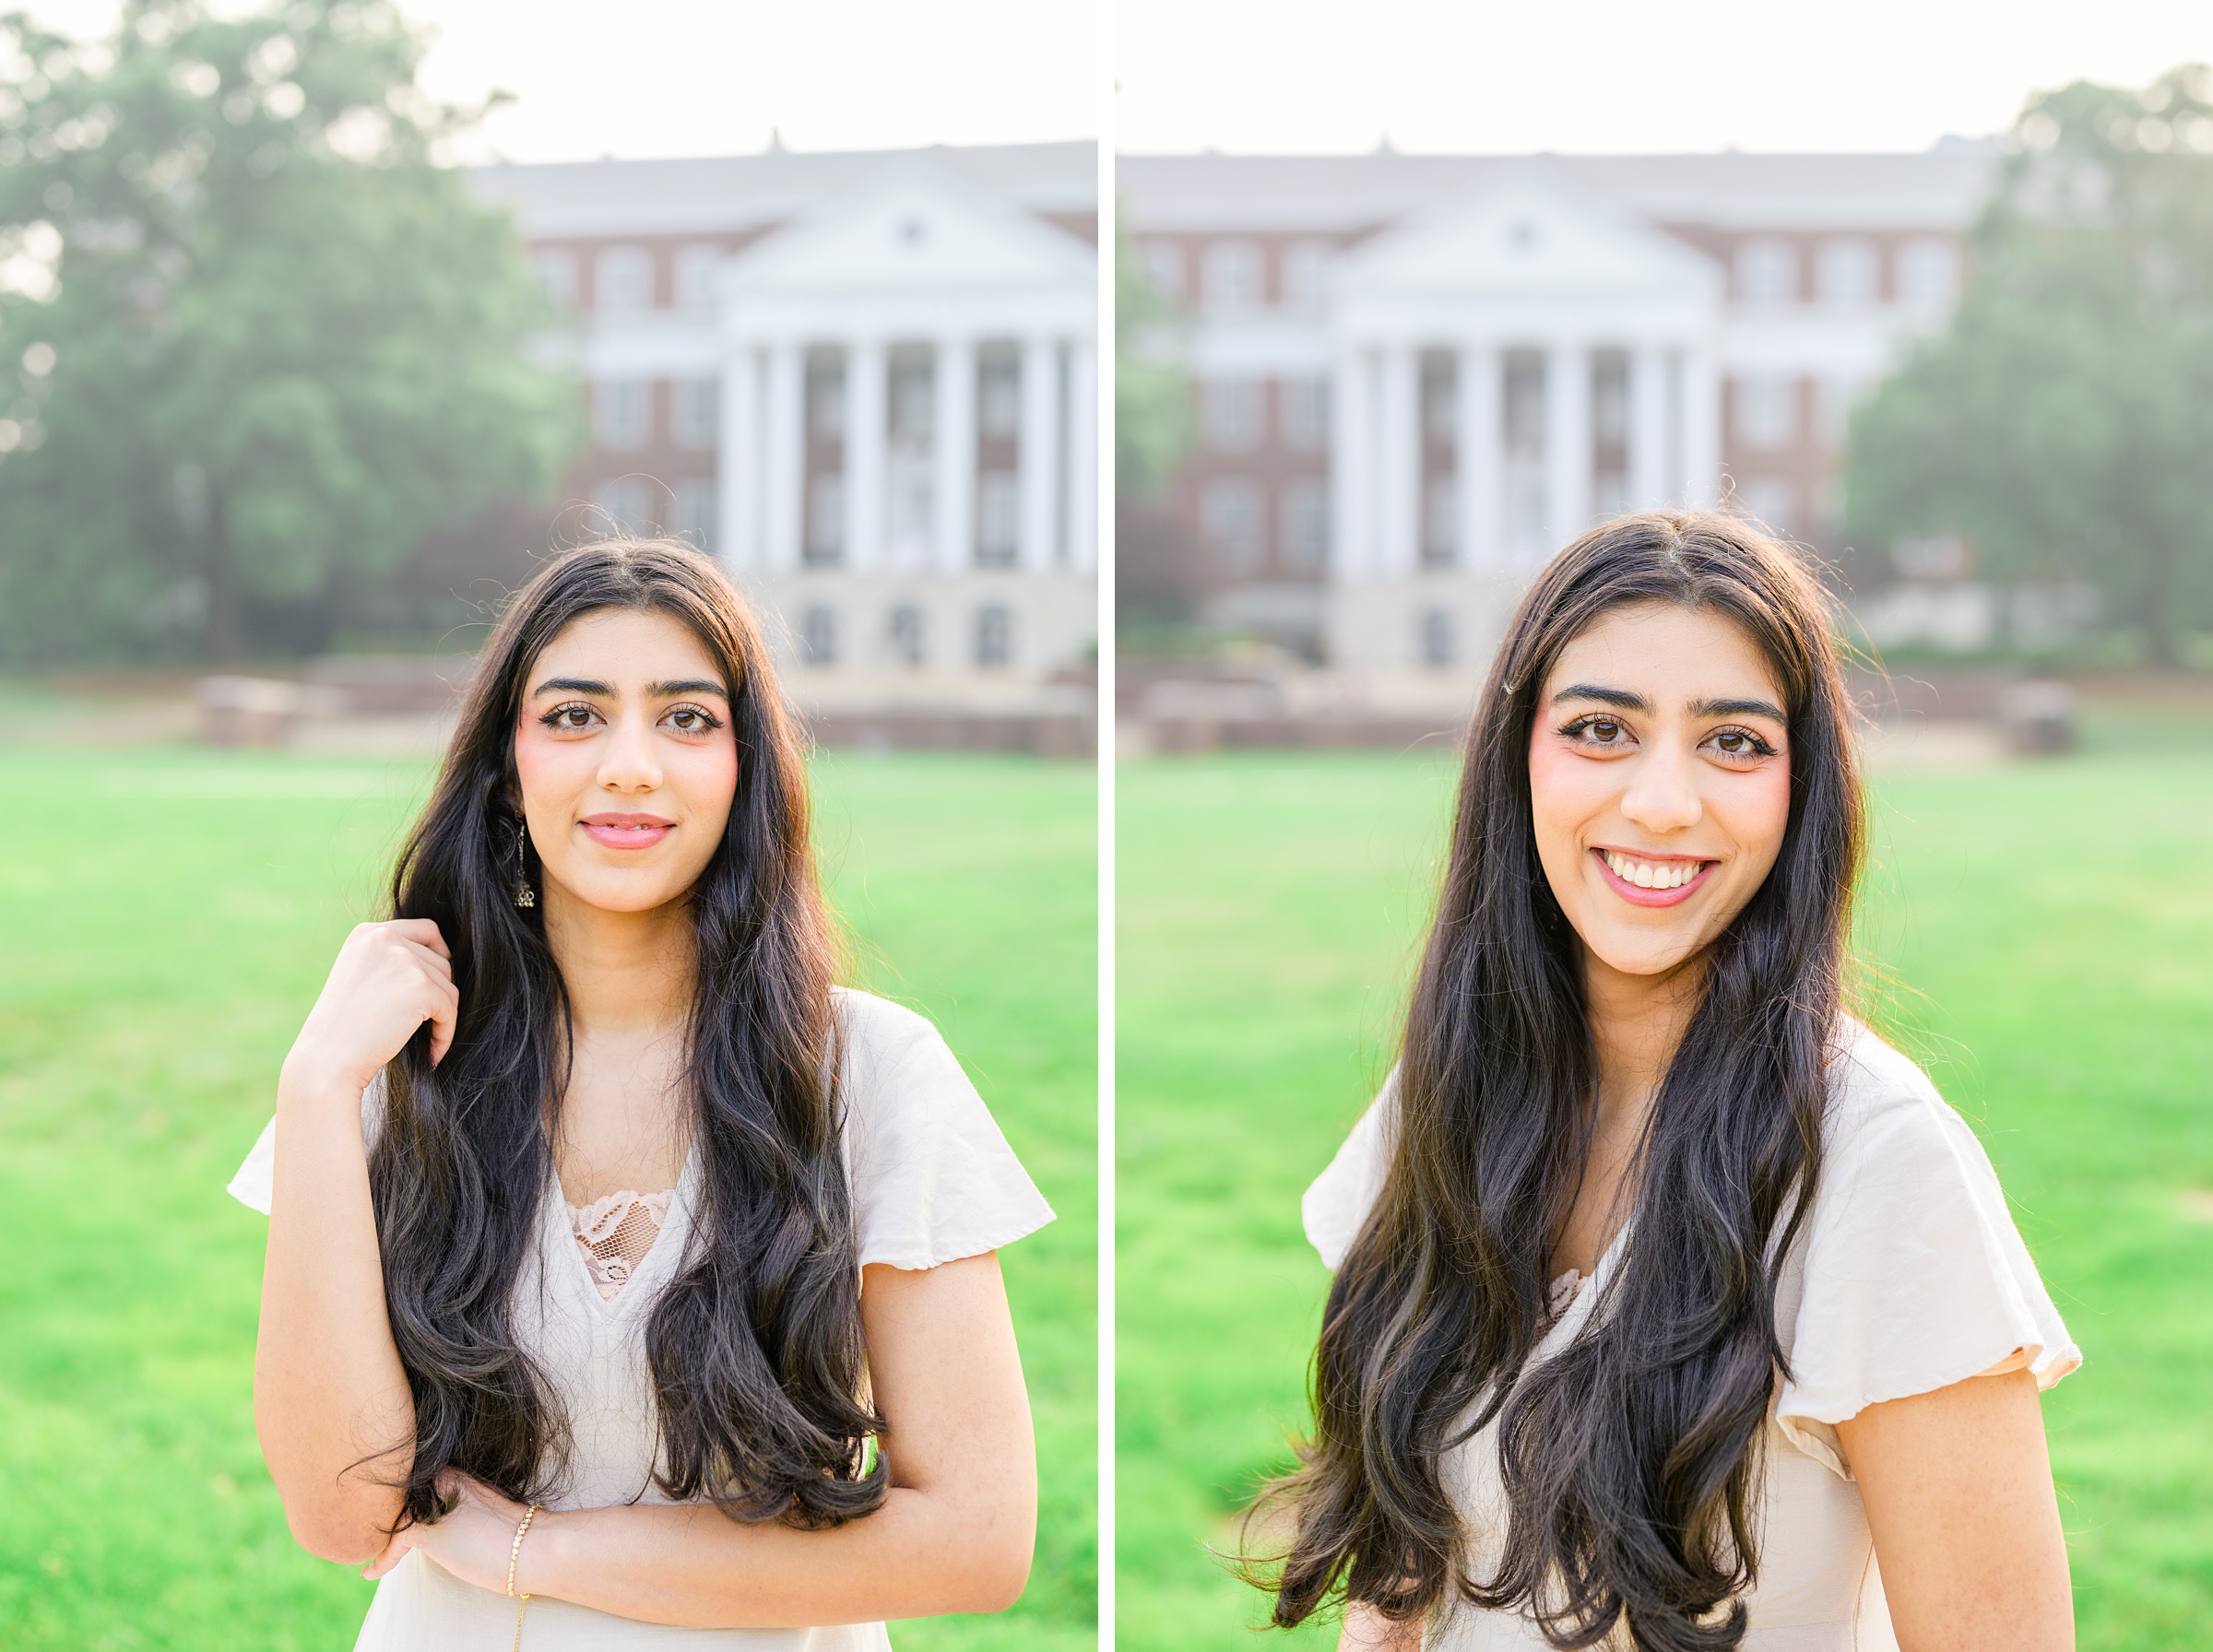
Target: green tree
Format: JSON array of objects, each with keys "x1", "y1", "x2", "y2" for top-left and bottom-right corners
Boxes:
[
  {"x1": 0, "y1": 0, "x2": 580, "y2": 661},
  {"x1": 1846, "y1": 66, "x2": 2213, "y2": 662},
  {"x1": 1115, "y1": 225, "x2": 1198, "y2": 629}
]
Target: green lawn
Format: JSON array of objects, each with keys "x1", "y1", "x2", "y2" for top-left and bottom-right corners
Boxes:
[
  {"x1": 0, "y1": 749, "x2": 1095, "y2": 1652},
  {"x1": 1117, "y1": 744, "x2": 2213, "y2": 1651}
]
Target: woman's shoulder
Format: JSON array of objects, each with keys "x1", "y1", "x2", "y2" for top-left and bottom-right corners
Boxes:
[
  {"x1": 1822, "y1": 1018, "x2": 1971, "y2": 1159},
  {"x1": 830, "y1": 985, "x2": 953, "y2": 1075}
]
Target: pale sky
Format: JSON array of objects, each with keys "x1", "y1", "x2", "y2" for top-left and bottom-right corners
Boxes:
[
  {"x1": 1115, "y1": 0, "x2": 2213, "y2": 155},
  {"x1": 24, "y1": 1, "x2": 2213, "y2": 160},
  {"x1": 27, "y1": 0, "x2": 1100, "y2": 160}
]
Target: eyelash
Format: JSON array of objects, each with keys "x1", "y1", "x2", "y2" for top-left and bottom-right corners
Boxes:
[
  {"x1": 538, "y1": 702, "x2": 725, "y2": 735},
  {"x1": 1556, "y1": 714, "x2": 1779, "y2": 761}
]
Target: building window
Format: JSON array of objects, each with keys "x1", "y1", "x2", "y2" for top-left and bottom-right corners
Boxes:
[
  {"x1": 672, "y1": 244, "x2": 721, "y2": 315},
  {"x1": 595, "y1": 244, "x2": 654, "y2": 313},
  {"x1": 1735, "y1": 238, "x2": 1798, "y2": 303},
  {"x1": 671, "y1": 377, "x2": 718, "y2": 450},
  {"x1": 532, "y1": 249, "x2": 577, "y2": 308},
  {"x1": 1140, "y1": 240, "x2": 1184, "y2": 299},
  {"x1": 805, "y1": 472, "x2": 846, "y2": 564},
  {"x1": 1280, "y1": 477, "x2": 1328, "y2": 571},
  {"x1": 594, "y1": 379, "x2": 651, "y2": 450},
  {"x1": 1732, "y1": 376, "x2": 1796, "y2": 451},
  {"x1": 1503, "y1": 349, "x2": 1547, "y2": 552},
  {"x1": 800, "y1": 604, "x2": 837, "y2": 666},
  {"x1": 1420, "y1": 608, "x2": 1454, "y2": 668},
  {"x1": 671, "y1": 477, "x2": 716, "y2": 550},
  {"x1": 1422, "y1": 475, "x2": 1459, "y2": 569},
  {"x1": 807, "y1": 352, "x2": 846, "y2": 441},
  {"x1": 1897, "y1": 237, "x2": 1960, "y2": 306},
  {"x1": 1199, "y1": 476, "x2": 1266, "y2": 574},
  {"x1": 1201, "y1": 378, "x2": 1264, "y2": 452},
  {"x1": 1201, "y1": 239, "x2": 1264, "y2": 309},
  {"x1": 1817, "y1": 238, "x2": 1879, "y2": 305},
  {"x1": 1282, "y1": 240, "x2": 1334, "y2": 309},
  {"x1": 1734, "y1": 477, "x2": 1797, "y2": 536},
  {"x1": 1280, "y1": 377, "x2": 1330, "y2": 452},
  {"x1": 888, "y1": 603, "x2": 925, "y2": 668},
  {"x1": 593, "y1": 476, "x2": 657, "y2": 537},
  {"x1": 976, "y1": 469, "x2": 1020, "y2": 565},
  {"x1": 978, "y1": 353, "x2": 1021, "y2": 441},
  {"x1": 975, "y1": 603, "x2": 1013, "y2": 668},
  {"x1": 1817, "y1": 374, "x2": 1872, "y2": 449}
]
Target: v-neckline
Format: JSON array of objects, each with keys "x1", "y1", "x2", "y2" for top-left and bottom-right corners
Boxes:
[{"x1": 550, "y1": 1143, "x2": 700, "y2": 1321}]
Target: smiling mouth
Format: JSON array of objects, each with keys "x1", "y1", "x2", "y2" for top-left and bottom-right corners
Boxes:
[
  {"x1": 581, "y1": 814, "x2": 674, "y2": 849},
  {"x1": 1595, "y1": 847, "x2": 1713, "y2": 895}
]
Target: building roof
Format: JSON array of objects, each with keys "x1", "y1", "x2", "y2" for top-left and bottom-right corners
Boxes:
[
  {"x1": 1117, "y1": 143, "x2": 2002, "y2": 234},
  {"x1": 469, "y1": 140, "x2": 1096, "y2": 239}
]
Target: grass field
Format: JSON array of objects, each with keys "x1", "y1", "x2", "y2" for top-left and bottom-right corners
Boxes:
[
  {"x1": 1117, "y1": 738, "x2": 2213, "y2": 1651},
  {"x1": 0, "y1": 749, "x2": 1095, "y2": 1652}
]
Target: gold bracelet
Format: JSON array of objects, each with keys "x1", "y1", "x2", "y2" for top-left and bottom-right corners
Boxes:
[{"x1": 507, "y1": 1504, "x2": 540, "y2": 1652}]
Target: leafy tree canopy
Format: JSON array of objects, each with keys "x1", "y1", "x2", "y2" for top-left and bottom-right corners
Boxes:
[
  {"x1": 0, "y1": 0, "x2": 580, "y2": 660},
  {"x1": 1846, "y1": 65, "x2": 2213, "y2": 661},
  {"x1": 1114, "y1": 224, "x2": 1191, "y2": 502}
]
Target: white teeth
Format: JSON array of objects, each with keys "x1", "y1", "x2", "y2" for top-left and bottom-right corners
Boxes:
[{"x1": 1604, "y1": 851, "x2": 1704, "y2": 891}]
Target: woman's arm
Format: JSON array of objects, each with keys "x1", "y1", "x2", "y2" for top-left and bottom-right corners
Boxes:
[
  {"x1": 1835, "y1": 1366, "x2": 2072, "y2": 1652},
  {"x1": 370, "y1": 1250, "x2": 1037, "y2": 1625},
  {"x1": 255, "y1": 920, "x2": 458, "y2": 1564}
]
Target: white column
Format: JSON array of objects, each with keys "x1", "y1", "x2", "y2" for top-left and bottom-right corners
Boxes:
[
  {"x1": 1019, "y1": 335, "x2": 1060, "y2": 572},
  {"x1": 1329, "y1": 343, "x2": 1371, "y2": 581},
  {"x1": 763, "y1": 339, "x2": 803, "y2": 573},
  {"x1": 1377, "y1": 342, "x2": 1419, "y2": 577},
  {"x1": 1064, "y1": 335, "x2": 1096, "y2": 572},
  {"x1": 1545, "y1": 342, "x2": 1592, "y2": 549},
  {"x1": 1629, "y1": 344, "x2": 1669, "y2": 510},
  {"x1": 933, "y1": 336, "x2": 976, "y2": 573},
  {"x1": 842, "y1": 339, "x2": 886, "y2": 572},
  {"x1": 1681, "y1": 347, "x2": 1722, "y2": 507},
  {"x1": 1457, "y1": 344, "x2": 1500, "y2": 573},
  {"x1": 717, "y1": 346, "x2": 761, "y2": 572}
]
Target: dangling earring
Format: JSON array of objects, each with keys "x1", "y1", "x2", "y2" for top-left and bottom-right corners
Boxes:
[{"x1": 513, "y1": 820, "x2": 537, "y2": 910}]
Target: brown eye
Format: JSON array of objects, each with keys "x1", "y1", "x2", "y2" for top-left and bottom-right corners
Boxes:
[
  {"x1": 561, "y1": 707, "x2": 592, "y2": 728},
  {"x1": 1716, "y1": 732, "x2": 1746, "y2": 753},
  {"x1": 1590, "y1": 718, "x2": 1622, "y2": 742}
]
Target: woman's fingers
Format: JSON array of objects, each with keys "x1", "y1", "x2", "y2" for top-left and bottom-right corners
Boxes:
[{"x1": 383, "y1": 917, "x2": 451, "y2": 961}]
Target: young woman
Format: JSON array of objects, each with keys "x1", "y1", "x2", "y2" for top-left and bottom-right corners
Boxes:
[
  {"x1": 1266, "y1": 513, "x2": 2078, "y2": 1651},
  {"x1": 228, "y1": 540, "x2": 1054, "y2": 1649}
]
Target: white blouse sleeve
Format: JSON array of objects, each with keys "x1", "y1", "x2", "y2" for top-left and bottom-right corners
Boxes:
[
  {"x1": 834, "y1": 989, "x2": 1055, "y2": 1271},
  {"x1": 1302, "y1": 1068, "x2": 1399, "y2": 1271},
  {"x1": 1775, "y1": 1031, "x2": 2081, "y2": 1478},
  {"x1": 225, "y1": 1075, "x2": 386, "y2": 1216}
]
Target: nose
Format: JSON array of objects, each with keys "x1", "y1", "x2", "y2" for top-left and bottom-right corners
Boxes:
[
  {"x1": 1618, "y1": 741, "x2": 1703, "y2": 836},
  {"x1": 597, "y1": 708, "x2": 664, "y2": 795}
]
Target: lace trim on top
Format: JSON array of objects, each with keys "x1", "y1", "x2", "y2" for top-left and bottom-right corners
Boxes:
[{"x1": 569, "y1": 1188, "x2": 675, "y2": 1301}]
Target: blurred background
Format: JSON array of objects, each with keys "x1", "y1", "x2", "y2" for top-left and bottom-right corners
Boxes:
[
  {"x1": 0, "y1": 2, "x2": 1096, "y2": 1647},
  {"x1": 1115, "y1": 4, "x2": 2213, "y2": 1649}
]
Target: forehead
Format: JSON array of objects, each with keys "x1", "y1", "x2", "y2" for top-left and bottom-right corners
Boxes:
[
  {"x1": 1542, "y1": 602, "x2": 1785, "y2": 710},
  {"x1": 528, "y1": 606, "x2": 725, "y2": 685}
]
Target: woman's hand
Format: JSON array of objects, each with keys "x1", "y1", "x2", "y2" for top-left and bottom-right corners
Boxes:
[
  {"x1": 280, "y1": 919, "x2": 458, "y2": 1101},
  {"x1": 361, "y1": 1471, "x2": 537, "y2": 1593}
]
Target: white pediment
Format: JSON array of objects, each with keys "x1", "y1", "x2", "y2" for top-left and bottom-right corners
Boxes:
[
  {"x1": 725, "y1": 155, "x2": 1092, "y2": 298},
  {"x1": 1341, "y1": 163, "x2": 1722, "y2": 305}
]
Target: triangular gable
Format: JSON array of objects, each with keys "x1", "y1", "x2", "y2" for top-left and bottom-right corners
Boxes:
[
  {"x1": 725, "y1": 154, "x2": 1092, "y2": 296},
  {"x1": 1342, "y1": 160, "x2": 1721, "y2": 303}
]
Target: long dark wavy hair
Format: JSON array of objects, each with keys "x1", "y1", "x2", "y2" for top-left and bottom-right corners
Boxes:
[
  {"x1": 1262, "y1": 512, "x2": 1866, "y2": 1648},
  {"x1": 367, "y1": 537, "x2": 885, "y2": 1531}
]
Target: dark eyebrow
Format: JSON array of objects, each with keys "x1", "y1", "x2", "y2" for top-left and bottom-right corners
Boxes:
[
  {"x1": 1551, "y1": 683, "x2": 1651, "y2": 713},
  {"x1": 529, "y1": 677, "x2": 729, "y2": 699},
  {"x1": 648, "y1": 678, "x2": 729, "y2": 699},
  {"x1": 1691, "y1": 696, "x2": 1787, "y2": 722}
]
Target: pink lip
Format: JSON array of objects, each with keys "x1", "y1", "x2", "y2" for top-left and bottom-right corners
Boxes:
[
  {"x1": 1591, "y1": 846, "x2": 1715, "y2": 908},
  {"x1": 581, "y1": 813, "x2": 674, "y2": 850}
]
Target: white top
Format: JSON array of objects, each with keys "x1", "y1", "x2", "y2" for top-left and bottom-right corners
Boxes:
[
  {"x1": 230, "y1": 987, "x2": 1055, "y2": 1652},
  {"x1": 1302, "y1": 1021, "x2": 2079, "y2": 1652}
]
